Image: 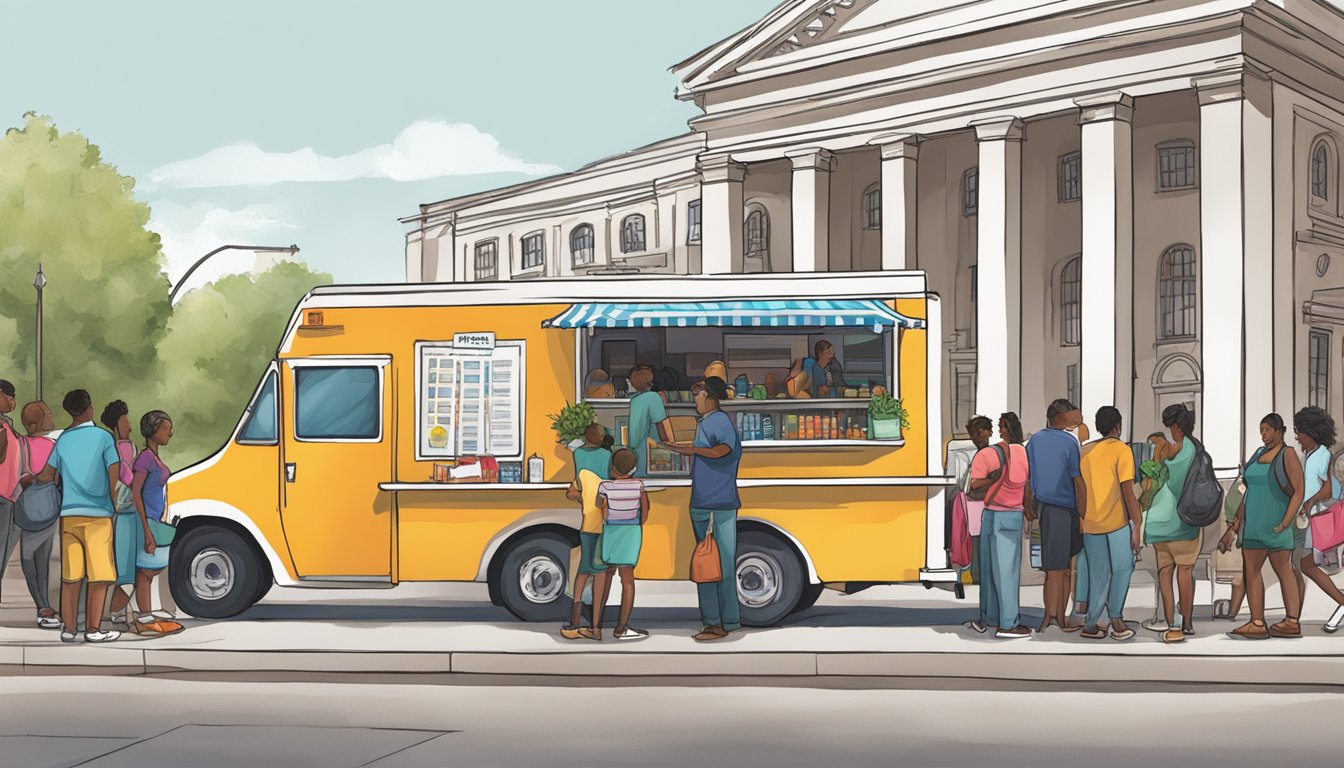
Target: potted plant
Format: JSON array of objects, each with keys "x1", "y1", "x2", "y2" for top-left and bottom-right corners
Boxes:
[
  {"x1": 548, "y1": 401, "x2": 597, "y2": 450},
  {"x1": 867, "y1": 393, "x2": 910, "y2": 440}
]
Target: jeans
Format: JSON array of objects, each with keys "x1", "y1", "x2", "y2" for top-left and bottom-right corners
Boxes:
[
  {"x1": 0, "y1": 498, "x2": 16, "y2": 601},
  {"x1": 978, "y1": 508, "x2": 1024, "y2": 630},
  {"x1": 1083, "y1": 525, "x2": 1135, "y2": 631},
  {"x1": 20, "y1": 523, "x2": 56, "y2": 611},
  {"x1": 1075, "y1": 546, "x2": 1089, "y2": 608},
  {"x1": 690, "y1": 507, "x2": 740, "y2": 631}
]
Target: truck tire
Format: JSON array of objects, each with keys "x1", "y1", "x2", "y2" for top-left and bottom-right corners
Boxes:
[
  {"x1": 494, "y1": 531, "x2": 572, "y2": 622},
  {"x1": 791, "y1": 582, "x2": 825, "y2": 614},
  {"x1": 736, "y1": 530, "x2": 806, "y2": 627},
  {"x1": 169, "y1": 525, "x2": 265, "y2": 619}
]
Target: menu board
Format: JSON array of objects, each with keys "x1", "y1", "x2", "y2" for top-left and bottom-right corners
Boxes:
[{"x1": 418, "y1": 342, "x2": 524, "y2": 459}]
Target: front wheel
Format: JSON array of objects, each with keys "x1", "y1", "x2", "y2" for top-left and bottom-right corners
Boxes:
[
  {"x1": 168, "y1": 525, "x2": 266, "y2": 619},
  {"x1": 494, "y1": 531, "x2": 573, "y2": 622},
  {"x1": 736, "y1": 531, "x2": 807, "y2": 627}
]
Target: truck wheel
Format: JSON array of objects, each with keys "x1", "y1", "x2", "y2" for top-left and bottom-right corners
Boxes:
[
  {"x1": 736, "y1": 531, "x2": 806, "y2": 627},
  {"x1": 494, "y1": 531, "x2": 571, "y2": 622},
  {"x1": 791, "y1": 582, "x2": 825, "y2": 614},
  {"x1": 169, "y1": 525, "x2": 265, "y2": 619}
]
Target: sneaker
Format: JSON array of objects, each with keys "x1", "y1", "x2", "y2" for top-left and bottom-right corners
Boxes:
[
  {"x1": 1325, "y1": 605, "x2": 1344, "y2": 634},
  {"x1": 60, "y1": 630, "x2": 80, "y2": 643},
  {"x1": 613, "y1": 626, "x2": 649, "y2": 641},
  {"x1": 1161, "y1": 629, "x2": 1186, "y2": 644},
  {"x1": 36, "y1": 610, "x2": 61, "y2": 630},
  {"x1": 1230, "y1": 620, "x2": 1270, "y2": 640},
  {"x1": 693, "y1": 626, "x2": 729, "y2": 642},
  {"x1": 1142, "y1": 618, "x2": 1170, "y2": 633},
  {"x1": 83, "y1": 629, "x2": 121, "y2": 644},
  {"x1": 1269, "y1": 618, "x2": 1301, "y2": 638},
  {"x1": 965, "y1": 620, "x2": 988, "y2": 634},
  {"x1": 995, "y1": 625, "x2": 1031, "y2": 639}
]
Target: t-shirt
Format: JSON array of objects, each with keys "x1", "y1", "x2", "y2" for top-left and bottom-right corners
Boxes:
[
  {"x1": 114, "y1": 440, "x2": 135, "y2": 487},
  {"x1": 133, "y1": 448, "x2": 171, "y2": 522},
  {"x1": 572, "y1": 446, "x2": 611, "y2": 482},
  {"x1": 0, "y1": 418, "x2": 20, "y2": 502},
  {"x1": 1080, "y1": 438, "x2": 1135, "y2": 534},
  {"x1": 690, "y1": 409, "x2": 742, "y2": 510},
  {"x1": 1026, "y1": 428, "x2": 1081, "y2": 509},
  {"x1": 598, "y1": 478, "x2": 644, "y2": 525},
  {"x1": 969, "y1": 443, "x2": 1029, "y2": 511},
  {"x1": 627, "y1": 390, "x2": 666, "y2": 478},
  {"x1": 46, "y1": 421, "x2": 119, "y2": 518},
  {"x1": 1302, "y1": 445, "x2": 1330, "y2": 509}
]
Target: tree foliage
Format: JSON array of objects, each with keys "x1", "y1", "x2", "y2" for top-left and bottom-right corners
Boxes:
[{"x1": 0, "y1": 114, "x2": 331, "y2": 466}]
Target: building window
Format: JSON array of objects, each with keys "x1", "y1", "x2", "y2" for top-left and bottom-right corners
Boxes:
[
  {"x1": 1309, "y1": 330, "x2": 1330, "y2": 409},
  {"x1": 863, "y1": 184, "x2": 881, "y2": 229},
  {"x1": 962, "y1": 168, "x2": 978, "y2": 215},
  {"x1": 745, "y1": 206, "x2": 770, "y2": 264},
  {"x1": 417, "y1": 342, "x2": 524, "y2": 459},
  {"x1": 570, "y1": 224, "x2": 595, "y2": 266},
  {"x1": 1067, "y1": 364, "x2": 1081, "y2": 410},
  {"x1": 294, "y1": 366, "x2": 380, "y2": 441},
  {"x1": 474, "y1": 239, "x2": 498, "y2": 281},
  {"x1": 1312, "y1": 140, "x2": 1332, "y2": 202},
  {"x1": 1159, "y1": 244, "x2": 1198, "y2": 340},
  {"x1": 687, "y1": 200, "x2": 701, "y2": 243},
  {"x1": 521, "y1": 231, "x2": 545, "y2": 271},
  {"x1": 1058, "y1": 152, "x2": 1081, "y2": 202},
  {"x1": 1060, "y1": 256, "x2": 1081, "y2": 346},
  {"x1": 620, "y1": 214, "x2": 646, "y2": 253},
  {"x1": 1157, "y1": 140, "x2": 1197, "y2": 190},
  {"x1": 954, "y1": 369, "x2": 976, "y2": 430}
]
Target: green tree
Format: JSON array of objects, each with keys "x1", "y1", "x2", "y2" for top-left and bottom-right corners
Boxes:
[
  {"x1": 0, "y1": 113, "x2": 170, "y2": 408},
  {"x1": 156, "y1": 261, "x2": 332, "y2": 465}
]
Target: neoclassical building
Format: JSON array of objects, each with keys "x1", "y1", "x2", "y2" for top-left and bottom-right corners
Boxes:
[{"x1": 403, "y1": 0, "x2": 1344, "y2": 474}]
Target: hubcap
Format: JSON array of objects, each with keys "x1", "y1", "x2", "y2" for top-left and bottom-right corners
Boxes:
[
  {"x1": 736, "y1": 552, "x2": 782, "y2": 608},
  {"x1": 519, "y1": 555, "x2": 564, "y2": 604},
  {"x1": 190, "y1": 547, "x2": 235, "y2": 601}
]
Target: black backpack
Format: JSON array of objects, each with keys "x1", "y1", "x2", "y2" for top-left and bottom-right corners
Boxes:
[{"x1": 1177, "y1": 437, "x2": 1224, "y2": 527}]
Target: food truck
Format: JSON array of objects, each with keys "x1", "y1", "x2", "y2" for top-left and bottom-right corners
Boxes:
[{"x1": 164, "y1": 272, "x2": 955, "y2": 625}]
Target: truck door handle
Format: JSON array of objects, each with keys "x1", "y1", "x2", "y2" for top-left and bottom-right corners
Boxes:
[{"x1": 285, "y1": 463, "x2": 297, "y2": 483}]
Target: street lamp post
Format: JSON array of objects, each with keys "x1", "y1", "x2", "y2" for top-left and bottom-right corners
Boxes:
[
  {"x1": 34, "y1": 263, "x2": 45, "y2": 402},
  {"x1": 169, "y1": 244, "x2": 301, "y2": 304}
]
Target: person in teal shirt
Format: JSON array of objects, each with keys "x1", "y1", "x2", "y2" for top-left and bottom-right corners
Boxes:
[
  {"x1": 626, "y1": 365, "x2": 674, "y2": 478},
  {"x1": 1141, "y1": 404, "x2": 1201, "y2": 643}
]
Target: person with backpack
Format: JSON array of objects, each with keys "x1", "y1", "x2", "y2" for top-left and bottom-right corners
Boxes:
[
  {"x1": 955, "y1": 416, "x2": 994, "y2": 596},
  {"x1": 1290, "y1": 407, "x2": 1344, "y2": 633},
  {"x1": 1142, "y1": 404, "x2": 1203, "y2": 644},
  {"x1": 966, "y1": 412, "x2": 1032, "y2": 639},
  {"x1": 1221, "y1": 413, "x2": 1304, "y2": 639},
  {"x1": 15, "y1": 401, "x2": 61, "y2": 629}
]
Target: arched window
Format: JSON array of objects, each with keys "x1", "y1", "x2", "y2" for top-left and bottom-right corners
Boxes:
[
  {"x1": 1159, "y1": 244, "x2": 1197, "y2": 340},
  {"x1": 620, "y1": 214, "x2": 646, "y2": 253},
  {"x1": 1060, "y1": 255, "x2": 1081, "y2": 346},
  {"x1": 744, "y1": 205, "x2": 770, "y2": 266},
  {"x1": 1312, "y1": 140, "x2": 1332, "y2": 201},
  {"x1": 962, "y1": 168, "x2": 978, "y2": 215},
  {"x1": 863, "y1": 184, "x2": 881, "y2": 229},
  {"x1": 570, "y1": 224, "x2": 595, "y2": 266}
]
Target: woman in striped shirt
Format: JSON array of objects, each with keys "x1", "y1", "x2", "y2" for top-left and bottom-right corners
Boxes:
[{"x1": 593, "y1": 448, "x2": 650, "y2": 640}]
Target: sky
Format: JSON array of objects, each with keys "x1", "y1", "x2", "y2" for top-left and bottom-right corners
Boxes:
[{"x1": 1, "y1": 0, "x2": 779, "y2": 294}]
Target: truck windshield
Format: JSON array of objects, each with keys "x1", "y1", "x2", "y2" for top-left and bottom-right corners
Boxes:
[{"x1": 238, "y1": 370, "x2": 278, "y2": 443}]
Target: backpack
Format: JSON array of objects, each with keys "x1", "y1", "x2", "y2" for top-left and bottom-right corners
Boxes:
[
  {"x1": 13, "y1": 436, "x2": 60, "y2": 532},
  {"x1": 1177, "y1": 437, "x2": 1224, "y2": 528},
  {"x1": 1245, "y1": 444, "x2": 1293, "y2": 497},
  {"x1": 965, "y1": 444, "x2": 1008, "y2": 502},
  {"x1": 950, "y1": 492, "x2": 973, "y2": 568}
]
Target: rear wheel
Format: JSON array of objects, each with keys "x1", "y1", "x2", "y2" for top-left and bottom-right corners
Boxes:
[
  {"x1": 494, "y1": 531, "x2": 572, "y2": 622},
  {"x1": 168, "y1": 525, "x2": 265, "y2": 619},
  {"x1": 792, "y1": 582, "x2": 825, "y2": 614},
  {"x1": 736, "y1": 531, "x2": 806, "y2": 627}
]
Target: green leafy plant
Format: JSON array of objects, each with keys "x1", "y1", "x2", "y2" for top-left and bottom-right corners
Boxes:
[
  {"x1": 868, "y1": 393, "x2": 910, "y2": 431},
  {"x1": 548, "y1": 401, "x2": 597, "y2": 444}
]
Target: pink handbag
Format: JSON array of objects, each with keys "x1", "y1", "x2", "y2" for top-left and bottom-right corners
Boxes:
[{"x1": 1310, "y1": 500, "x2": 1344, "y2": 552}]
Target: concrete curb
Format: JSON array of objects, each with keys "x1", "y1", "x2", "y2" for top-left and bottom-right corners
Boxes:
[{"x1": 4, "y1": 646, "x2": 1344, "y2": 684}]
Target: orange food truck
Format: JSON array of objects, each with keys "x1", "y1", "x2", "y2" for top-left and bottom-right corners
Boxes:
[{"x1": 164, "y1": 272, "x2": 955, "y2": 625}]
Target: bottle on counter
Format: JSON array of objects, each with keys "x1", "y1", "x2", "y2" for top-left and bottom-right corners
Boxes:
[{"x1": 527, "y1": 453, "x2": 545, "y2": 483}]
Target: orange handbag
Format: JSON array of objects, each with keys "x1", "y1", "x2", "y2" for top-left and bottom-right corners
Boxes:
[{"x1": 691, "y1": 516, "x2": 722, "y2": 583}]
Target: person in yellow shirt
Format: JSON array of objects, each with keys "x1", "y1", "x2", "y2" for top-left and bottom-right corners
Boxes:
[{"x1": 1078, "y1": 406, "x2": 1143, "y2": 640}]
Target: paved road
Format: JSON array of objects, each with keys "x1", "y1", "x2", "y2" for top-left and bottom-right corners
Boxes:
[{"x1": 0, "y1": 675, "x2": 1336, "y2": 767}]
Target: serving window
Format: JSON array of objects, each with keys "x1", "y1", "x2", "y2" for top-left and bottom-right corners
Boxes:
[{"x1": 415, "y1": 340, "x2": 524, "y2": 460}]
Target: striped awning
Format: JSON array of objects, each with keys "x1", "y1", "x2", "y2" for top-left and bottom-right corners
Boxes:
[{"x1": 542, "y1": 299, "x2": 925, "y2": 329}]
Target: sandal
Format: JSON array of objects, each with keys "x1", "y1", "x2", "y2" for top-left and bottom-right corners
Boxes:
[
  {"x1": 1110, "y1": 626, "x2": 1135, "y2": 641},
  {"x1": 1080, "y1": 628, "x2": 1107, "y2": 640},
  {"x1": 1269, "y1": 618, "x2": 1301, "y2": 639},
  {"x1": 1229, "y1": 620, "x2": 1269, "y2": 640}
]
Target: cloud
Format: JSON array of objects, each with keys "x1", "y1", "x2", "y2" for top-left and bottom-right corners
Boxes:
[
  {"x1": 145, "y1": 119, "x2": 563, "y2": 190},
  {"x1": 148, "y1": 201, "x2": 299, "y2": 297}
]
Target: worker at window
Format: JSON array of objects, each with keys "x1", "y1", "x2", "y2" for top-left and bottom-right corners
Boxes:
[{"x1": 789, "y1": 340, "x2": 845, "y2": 398}]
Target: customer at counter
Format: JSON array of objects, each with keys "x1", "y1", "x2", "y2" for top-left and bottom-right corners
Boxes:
[
  {"x1": 627, "y1": 364, "x2": 674, "y2": 478},
  {"x1": 788, "y1": 340, "x2": 845, "y2": 398}
]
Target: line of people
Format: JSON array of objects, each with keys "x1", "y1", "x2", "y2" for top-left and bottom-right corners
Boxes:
[
  {"x1": 959, "y1": 398, "x2": 1344, "y2": 642},
  {"x1": 0, "y1": 381, "x2": 184, "y2": 643}
]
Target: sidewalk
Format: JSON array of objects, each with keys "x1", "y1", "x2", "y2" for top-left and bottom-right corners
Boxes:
[{"x1": 3, "y1": 560, "x2": 1344, "y2": 684}]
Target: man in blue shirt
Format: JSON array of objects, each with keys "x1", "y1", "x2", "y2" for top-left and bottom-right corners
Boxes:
[
  {"x1": 35, "y1": 389, "x2": 122, "y2": 643},
  {"x1": 664, "y1": 376, "x2": 741, "y2": 641},
  {"x1": 1026, "y1": 398, "x2": 1088, "y2": 634},
  {"x1": 789, "y1": 340, "x2": 846, "y2": 398}
]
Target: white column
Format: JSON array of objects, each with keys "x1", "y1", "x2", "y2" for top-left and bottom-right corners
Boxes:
[
  {"x1": 786, "y1": 148, "x2": 835, "y2": 273},
  {"x1": 1076, "y1": 92, "x2": 1135, "y2": 439},
  {"x1": 923, "y1": 293, "x2": 950, "y2": 576},
  {"x1": 971, "y1": 117, "x2": 1024, "y2": 421},
  {"x1": 697, "y1": 154, "x2": 747, "y2": 275},
  {"x1": 871, "y1": 133, "x2": 920, "y2": 271},
  {"x1": 1195, "y1": 68, "x2": 1274, "y2": 471}
]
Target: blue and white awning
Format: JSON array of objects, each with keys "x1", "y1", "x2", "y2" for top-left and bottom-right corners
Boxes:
[{"x1": 542, "y1": 299, "x2": 925, "y2": 330}]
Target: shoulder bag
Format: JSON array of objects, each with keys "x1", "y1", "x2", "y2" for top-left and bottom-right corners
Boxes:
[{"x1": 690, "y1": 515, "x2": 722, "y2": 583}]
